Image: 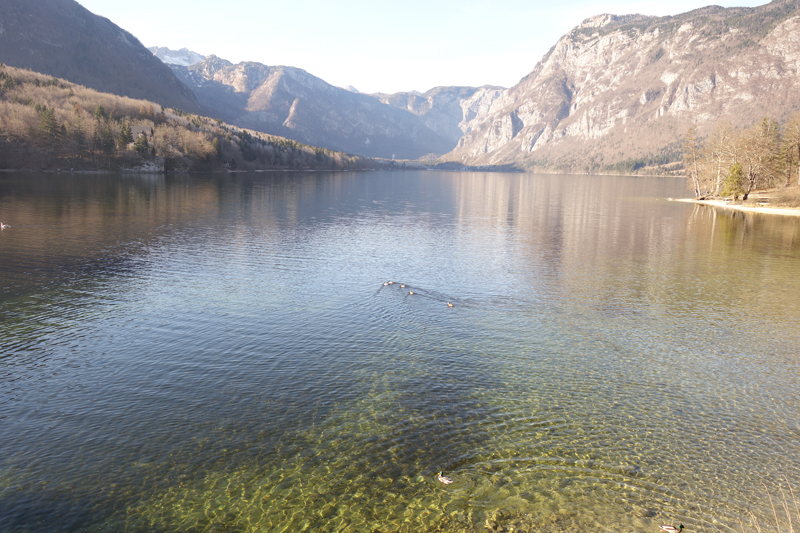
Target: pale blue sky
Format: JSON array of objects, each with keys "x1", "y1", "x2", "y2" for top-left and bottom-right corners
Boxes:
[{"x1": 76, "y1": 0, "x2": 767, "y2": 94}]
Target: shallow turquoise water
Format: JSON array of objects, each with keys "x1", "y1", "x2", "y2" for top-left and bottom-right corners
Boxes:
[{"x1": 0, "y1": 171, "x2": 799, "y2": 533}]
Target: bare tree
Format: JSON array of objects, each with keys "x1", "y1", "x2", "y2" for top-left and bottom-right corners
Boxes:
[
  {"x1": 737, "y1": 118, "x2": 781, "y2": 199},
  {"x1": 683, "y1": 125, "x2": 703, "y2": 198},
  {"x1": 700, "y1": 121, "x2": 734, "y2": 196},
  {"x1": 783, "y1": 114, "x2": 800, "y2": 187}
]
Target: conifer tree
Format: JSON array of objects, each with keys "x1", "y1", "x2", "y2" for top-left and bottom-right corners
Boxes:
[
  {"x1": 133, "y1": 134, "x2": 149, "y2": 156},
  {"x1": 101, "y1": 124, "x2": 115, "y2": 153},
  {"x1": 38, "y1": 107, "x2": 59, "y2": 145},
  {"x1": 722, "y1": 162, "x2": 746, "y2": 199},
  {"x1": 119, "y1": 123, "x2": 133, "y2": 146}
]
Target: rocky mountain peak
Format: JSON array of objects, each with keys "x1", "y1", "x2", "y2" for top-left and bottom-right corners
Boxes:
[
  {"x1": 580, "y1": 14, "x2": 623, "y2": 29},
  {"x1": 149, "y1": 46, "x2": 205, "y2": 66},
  {"x1": 442, "y1": 0, "x2": 800, "y2": 173}
]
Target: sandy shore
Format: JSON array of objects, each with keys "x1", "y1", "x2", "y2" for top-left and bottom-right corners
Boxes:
[{"x1": 671, "y1": 198, "x2": 800, "y2": 217}]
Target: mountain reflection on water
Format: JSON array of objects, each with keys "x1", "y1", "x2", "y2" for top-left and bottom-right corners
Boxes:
[{"x1": 0, "y1": 171, "x2": 799, "y2": 533}]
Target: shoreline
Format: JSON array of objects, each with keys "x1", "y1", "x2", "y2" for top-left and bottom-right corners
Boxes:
[{"x1": 671, "y1": 197, "x2": 800, "y2": 217}]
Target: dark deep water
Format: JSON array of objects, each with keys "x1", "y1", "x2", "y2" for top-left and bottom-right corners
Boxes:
[{"x1": 1, "y1": 171, "x2": 799, "y2": 533}]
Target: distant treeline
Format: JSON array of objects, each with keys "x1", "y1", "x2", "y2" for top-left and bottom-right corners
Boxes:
[
  {"x1": 600, "y1": 146, "x2": 683, "y2": 176},
  {"x1": 683, "y1": 116, "x2": 800, "y2": 199},
  {"x1": 0, "y1": 64, "x2": 377, "y2": 172}
]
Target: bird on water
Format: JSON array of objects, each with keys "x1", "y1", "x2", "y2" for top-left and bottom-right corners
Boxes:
[
  {"x1": 0, "y1": 222, "x2": 6, "y2": 230},
  {"x1": 660, "y1": 525, "x2": 684, "y2": 532},
  {"x1": 447, "y1": 302, "x2": 454, "y2": 307},
  {"x1": 437, "y1": 471, "x2": 453, "y2": 484}
]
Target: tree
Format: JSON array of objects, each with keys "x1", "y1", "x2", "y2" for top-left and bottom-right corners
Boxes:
[
  {"x1": 683, "y1": 125, "x2": 703, "y2": 198},
  {"x1": 119, "y1": 123, "x2": 133, "y2": 146},
  {"x1": 38, "y1": 107, "x2": 59, "y2": 145},
  {"x1": 737, "y1": 118, "x2": 781, "y2": 199},
  {"x1": 37, "y1": 106, "x2": 60, "y2": 166},
  {"x1": 133, "y1": 134, "x2": 149, "y2": 156},
  {"x1": 722, "y1": 162, "x2": 746, "y2": 199},
  {"x1": 700, "y1": 122, "x2": 734, "y2": 196},
  {"x1": 72, "y1": 107, "x2": 86, "y2": 155},
  {"x1": 100, "y1": 124, "x2": 115, "y2": 154},
  {"x1": 94, "y1": 105, "x2": 106, "y2": 121},
  {"x1": 783, "y1": 114, "x2": 800, "y2": 187}
]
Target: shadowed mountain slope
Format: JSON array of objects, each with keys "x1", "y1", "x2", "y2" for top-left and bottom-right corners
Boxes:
[
  {"x1": 0, "y1": 0, "x2": 200, "y2": 113},
  {"x1": 169, "y1": 56, "x2": 457, "y2": 160}
]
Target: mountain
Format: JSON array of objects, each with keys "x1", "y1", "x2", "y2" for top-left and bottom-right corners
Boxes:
[
  {"x1": 149, "y1": 46, "x2": 206, "y2": 67},
  {"x1": 165, "y1": 56, "x2": 462, "y2": 160},
  {"x1": 374, "y1": 86, "x2": 505, "y2": 148},
  {"x1": 0, "y1": 0, "x2": 200, "y2": 113},
  {"x1": 443, "y1": 0, "x2": 800, "y2": 173},
  {"x1": 0, "y1": 63, "x2": 380, "y2": 172}
]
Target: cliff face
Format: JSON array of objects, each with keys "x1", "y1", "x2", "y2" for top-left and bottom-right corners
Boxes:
[
  {"x1": 0, "y1": 0, "x2": 200, "y2": 113},
  {"x1": 373, "y1": 86, "x2": 505, "y2": 147},
  {"x1": 443, "y1": 0, "x2": 800, "y2": 172},
  {"x1": 170, "y1": 56, "x2": 459, "y2": 160}
]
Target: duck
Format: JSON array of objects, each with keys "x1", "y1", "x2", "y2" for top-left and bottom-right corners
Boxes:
[
  {"x1": 387, "y1": 281, "x2": 394, "y2": 285},
  {"x1": 409, "y1": 291, "x2": 414, "y2": 295},
  {"x1": 447, "y1": 302, "x2": 454, "y2": 307},
  {"x1": 400, "y1": 284, "x2": 406, "y2": 288},
  {"x1": 660, "y1": 525, "x2": 684, "y2": 533},
  {"x1": 383, "y1": 282, "x2": 389, "y2": 286},
  {"x1": 437, "y1": 471, "x2": 453, "y2": 484},
  {"x1": 0, "y1": 222, "x2": 6, "y2": 230}
]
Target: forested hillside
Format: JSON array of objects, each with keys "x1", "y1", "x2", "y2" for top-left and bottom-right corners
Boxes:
[{"x1": 0, "y1": 65, "x2": 378, "y2": 172}]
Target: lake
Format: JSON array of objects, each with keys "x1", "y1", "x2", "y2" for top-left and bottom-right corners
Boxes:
[{"x1": 1, "y1": 171, "x2": 799, "y2": 533}]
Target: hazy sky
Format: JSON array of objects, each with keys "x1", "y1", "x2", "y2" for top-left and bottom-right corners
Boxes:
[{"x1": 76, "y1": 0, "x2": 767, "y2": 94}]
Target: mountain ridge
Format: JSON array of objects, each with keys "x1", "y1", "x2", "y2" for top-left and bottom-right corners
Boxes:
[
  {"x1": 149, "y1": 46, "x2": 206, "y2": 67},
  {"x1": 165, "y1": 54, "x2": 480, "y2": 159},
  {"x1": 0, "y1": 0, "x2": 200, "y2": 113},
  {"x1": 442, "y1": 0, "x2": 800, "y2": 172}
]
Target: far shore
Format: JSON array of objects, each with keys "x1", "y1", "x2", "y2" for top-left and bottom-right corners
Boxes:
[{"x1": 671, "y1": 197, "x2": 800, "y2": 217}]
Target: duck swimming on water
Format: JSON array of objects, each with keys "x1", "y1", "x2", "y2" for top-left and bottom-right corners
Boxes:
[
  {"x1": 0, "y1": 223, "x2": 6, "y2": 230},
  {"x1": 437, "y1": 471, "x2": 453, "y2": 484},
  {"x1": 660, "y1": 525, "x2": 684, "y2": 533}
]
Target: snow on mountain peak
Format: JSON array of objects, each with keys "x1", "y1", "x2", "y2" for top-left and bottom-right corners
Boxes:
[{"x1": 149, "y1": 46, "x2": 206, "y2": 67}]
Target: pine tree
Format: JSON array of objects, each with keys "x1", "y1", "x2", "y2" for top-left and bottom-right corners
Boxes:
[
  {"x1": 133, "y1": 134, "x2": 149, "y2": 156},
  {"x1": 38, "y1": 107, "x2": 59, "y2": 145},
  {"x1": 722, "y1": 162, "x2": 746, "y2": 199},
  {"x1": 72, "y1": 109, "x2": 86, "y2": 154},
  {"x1": 119, "y1": 123, "x2": 133, "y2": 146},
  {"x1": 101, "y1": 124, "x2": 115, "y2": 154}
]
